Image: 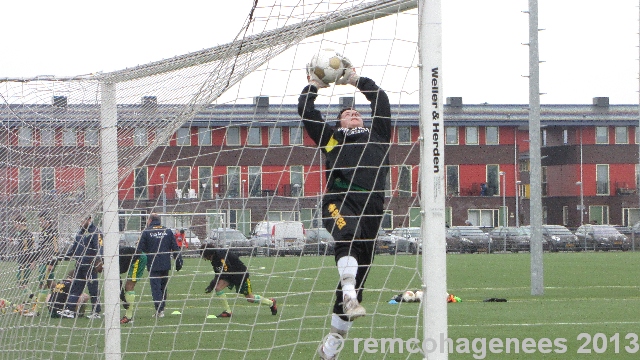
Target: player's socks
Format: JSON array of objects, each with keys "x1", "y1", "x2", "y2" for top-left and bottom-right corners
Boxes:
[
  {"x1": 252, "y1": 295, "x2": 274, "y2": 307},
  {"x1": 337, "y1": 256, "x2": 358, "y2": 299},
  {"x1": 124, "y1": 291, "x2": 136, "y2": 318},
  {"x1": 216, "y1": 291, "x2": 232, "y2": 313},
  {"x1": 34, "y1": 290, "x2": 48, "y2": 312}
]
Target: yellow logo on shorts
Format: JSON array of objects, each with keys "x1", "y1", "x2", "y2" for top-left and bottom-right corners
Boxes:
[{"x1": 328, "y1": 204, "x2": 347, "y2": 230}]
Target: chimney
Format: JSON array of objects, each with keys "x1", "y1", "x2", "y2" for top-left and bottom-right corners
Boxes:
[
  {"x1": 52, "y1": 96, "x2": 67, "y2": 108},
  {"x1": 253, "y1": 96, "x2": 269, "y2": 110},
  {"x1": 446, "y1": 97, "x2": 462, "y2": 107},
  {"x1": 592, "y1": 97, "x2": 609, "y2": 107},
  {"x1": 339, "y1": 97, "x2": 355, "y2": 109}
]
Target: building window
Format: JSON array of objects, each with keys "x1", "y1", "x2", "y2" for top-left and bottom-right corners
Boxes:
[
  {"x1": 398, "y1": 165, "x2": 412, "y2": 197},
  {"x1": 226, "y1": 166, "x2": 240, "y2": 198},
  {"x1": 485, "y1": 126, "x2": 499, "y2": 145},
  {"x1": 134, "y1": 128, "x2": 147, "y2": 146},
  {"x1": 446, "y1": 165, "x2": 459, "y2": 197},
  {"x1": 486, "y1": 164, "x2": 499, "y2": 196},
  {"x1": 247, "y1": 127, "x2": 261, "y2": 146},
  {"x1": 465, "y1": 126, "x2": 478, "y2": 145},
  {"x1": 519, "y1": 159, "x2": 530, "y2": 172},
  {"x1": 226, "y1": 127, "x2": 240, "y2": 146},
  {"x1": 18, "y1": 168, "x2": 32, "y2": 195},
  {"x1": 445, "y1": 127, "x2": 458, "y2": 145},
  {"x1": 563, "y1": 129, "x2": 569, "y2": 144},
  {"x1": 40, "y1": 129, "x2": 55, "y2": 146},
  {"x1": 248, "y1": 166, "x2": 262, "y2": 197},
  {"x1": 290, "y1": 165, "x2": 304, "y2": 197},
  {"x1": 589, "y1": 205, "x2": 609, "y2": 225},
  {"x1": 41, "y1": 167, "x2": 55, "y2": 194},
  {"x1": 134, "y1": 167, "x2": 148, "y2": 199},
  {"x1": 595, "y1": 126, "x2": 608, "y2": 144},
  {"x1": 468, "y1": 209, "x2": 498, "y2": 227},
  {"x1": 155, "y1": 128, "x2": 169, "y2": 146},
  {"x1": 198, "y1": 127, "x2": 211, "y2": 146},
  {"x1": 615, "y1": 126, "x2": 628, "y2": 144},
  {"x1": 85, "y1": 128, "x2": 99, "y2": 146},
  {"x1": 268, "y1": 127, "x2": 282, "y2": 146},
  {"x1": 18, "y1": 127, "x2": 33, "y2": 146},
  {"x1": 85, "y1": 167, "x2": 100, "y2": 200},
  {"x1": 289, "y1": 126, "x2": 303, "y2": 145},
  {"x1": 176, "y1": 128, "x2": 190, "y2": 146},
  {"x1": 562, "y1": 206, "x2": 569, "y2": 226},
  {"x1": 596, "y1": 164, "x2": 609, "y2": 195},
  {"x1": 63, "y1": 129, "x2": 76, "y2": 146},
  {"x1": 636, "y1": 127, "x2": 640, "y2": 144},
  {"x1": 542, "y1": 129, "x2": 547, "y2": 146},
  {"x1": 177, "y1": 166, "x2": 191, "y2": 197},
  {"x1": 198, "y1": 166, "x2": 212, "y2": 200},
  {"x1": 397, "y1": 126, "x2": 411, "y2": 144}
]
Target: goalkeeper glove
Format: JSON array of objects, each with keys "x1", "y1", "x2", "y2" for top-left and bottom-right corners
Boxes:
[
  {"x1": 306, "y1": 63, "x2": 330, "y2": 89},
  {"x1": 175, "y1": 255, "x2": 183, "y2": 271},
  {"x1": 335, "y1": 57, "x2": 359, "y2": 86},
  {"x1": 205, "y1": 276, "x2": 219, "y2": 293}
]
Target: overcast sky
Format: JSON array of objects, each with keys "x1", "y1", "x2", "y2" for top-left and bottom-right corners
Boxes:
[{"x1": 2, "y1": 0, "x2": 638, "y2": 105}]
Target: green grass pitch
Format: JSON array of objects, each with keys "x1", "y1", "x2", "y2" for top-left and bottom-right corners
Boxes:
[{"x1": 2, "y1": 252, "x2": 639, "y2": 359}]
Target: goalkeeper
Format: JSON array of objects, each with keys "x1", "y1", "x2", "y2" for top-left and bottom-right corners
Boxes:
[
  {"x1": 298, "y1": 55, "x2": 391, "y2": 360},
  {"x1": 201, "y1": 244, "x2": 277, "y2": 318},
  {"x1": 118, "y1": 245, "x2": 147, "y2": 324}
]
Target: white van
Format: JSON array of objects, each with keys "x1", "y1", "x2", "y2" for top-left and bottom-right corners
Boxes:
[{"x1": 252, "y1": 221, "x2": 305, "y2": 256}]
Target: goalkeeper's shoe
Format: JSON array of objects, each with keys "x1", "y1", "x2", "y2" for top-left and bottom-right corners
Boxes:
[
  {"x1": 270, "y1": 298, "x2": 278, "y2": 315},
  {"x1": 217, "y1": 311, "x2": 232, "y2": 318},
  {"x1": 120, "y1": 316, "x2": 133, "y2": 324},
  {"x1": 342, "y1": 294, "x2": 366, "y2": 320}
]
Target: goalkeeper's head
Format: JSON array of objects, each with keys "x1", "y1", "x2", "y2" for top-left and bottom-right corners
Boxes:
[
  {"x1": 200, "y1": 244, "x2": 217, "y2": 261},
  {"x1": 337, "y1": 108, "x2": 363, "y2": 129}
]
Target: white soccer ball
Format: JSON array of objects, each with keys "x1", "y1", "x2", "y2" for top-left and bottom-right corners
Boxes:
[
  {"x1": 402, "y1": 290, "x2": 416, "y2": 303},
  {"x1": 415, "y1": 290, "x2": 423, "y2": 302},
  {"x1": 308, "y1": 49, "x2": 346, "y2": 84}
]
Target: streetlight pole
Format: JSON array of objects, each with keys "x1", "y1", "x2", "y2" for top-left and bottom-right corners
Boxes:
[
  {"x1": 500, "y1": 171, "x2": 506, "y2": 227},
  {"x1": 160, "y1": 174, "x2": 166, "y2": 214},
  {"x1": 516, "y1": 180, "x2": 522, "y2": 227},
  {"x1": 576, "y1": 181, "x2": 586, "y2": 250}
]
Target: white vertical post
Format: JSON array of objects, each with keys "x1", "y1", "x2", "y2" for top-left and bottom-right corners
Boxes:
[
  {"x1": 515, "y1": 129, "x2": 520, "y2": 227},
  {"x1": 527, "y1": 0, "x2": 544, "y2": 295},
  {"x1": 100, "y1": 81, "x2": 121, "y2": 358},
  {"x1": 418, "y1": 0, "x2": 448, "y2": 359}
]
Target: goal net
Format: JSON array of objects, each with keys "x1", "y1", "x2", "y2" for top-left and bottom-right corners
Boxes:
[{"x1": 0, "y1": 0, "x2": 435, "y2": 358}]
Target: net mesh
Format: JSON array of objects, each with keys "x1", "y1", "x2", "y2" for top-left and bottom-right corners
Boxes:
[{"x1": 0, "y1": 0, "x2": 422, "y2": 358}]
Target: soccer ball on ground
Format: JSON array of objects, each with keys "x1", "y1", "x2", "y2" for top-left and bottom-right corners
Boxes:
[
  {"x1": 308, "y1": 49, "x2": 347, "y2": 84},
  {"x1": 402, "y1": 290, "x2": 416, "y2": 303},
  {"x1": 414, "y1": 290, "x2": 424, "y2": 302}
]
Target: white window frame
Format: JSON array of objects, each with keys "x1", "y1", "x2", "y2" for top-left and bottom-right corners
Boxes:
[
  {"x1": 615, "y1": 126, "x2": 628, "y2": 144},
  {"x1": 176, "y1": 128, "x2": 191, "y2": 146},
  {"x1": 289, "y1": 126, "x2": 303, "y2": 145},
  {"x1": 40, "y1": 128, "x2": 55, "y2": 146},
  {"x1": 397, "y1": 126, "x2": 411, "y2": 144},
  {"x1": 63, "y1": 129, "x2": 76, "y2": 146},
  {"x1": 247, "y1": 127, "x2": 261, "y2": 146},
  {"x1": 268, "y1": 127, "x2": 282, "y2": 146},
  {"x1": 485, "y1": 126, "x2": 499, "y2": 145},
  {"x1": 85, "y1": 128, "x2": 99, "y2": 146},
  {"x1": 595, "y1": 126, "x2": 608, "y2": 144},
  {"x1": 465, "y1": 126, "x2": 479, "y2": 145},
  {"x1": 18, "y1": 127, "x2": 33, "y2": 146},
  {"x1": 226, "y1": 127, "x2": 240, "y2": 146},
  {"x1": 198, "y1": 127, "x2": 212, "y2": 146},
  {"x1": 445, "y1": 126, "x2": 458, "y2": 145},
  {"x1": 134, "y1": 128, "x2": 147, "y2": 146}
]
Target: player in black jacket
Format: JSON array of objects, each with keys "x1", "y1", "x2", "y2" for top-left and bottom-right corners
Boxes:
[
  {"x1": 201, "y1": 244, "x2": 277, "y2": 318},
  {"x1": 136, "y1": 213, "x2": 182, "y2": 318},
  {"x1": 298, "y1": 60, "x2": 391, "y2": 360}
]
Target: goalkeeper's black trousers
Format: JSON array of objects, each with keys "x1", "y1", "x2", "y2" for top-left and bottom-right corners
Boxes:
[{"x1": 322, "y1": 191, "x2": 384, "y2": 321}]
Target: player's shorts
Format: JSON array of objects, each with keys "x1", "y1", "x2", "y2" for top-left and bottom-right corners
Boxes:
[
  {"x1": 224, "y1": 276, "x2": 252, "y2": 296},
  {"x1": 37, "y1": 264, "x2": 56, "y2": 283},
  {"x1": 127, "y1": 254, "x2": 147, "y2": 282}
]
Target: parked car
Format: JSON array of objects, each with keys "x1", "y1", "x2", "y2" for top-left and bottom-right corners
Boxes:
[
  {"x1": 375, "y1": 230, "x2": 397, "y2": 254},
  {"x1": 489, "y1": 226, "x2": 532, "y2": 252},
  {"x1": 208, "y1": 228, "x2": 254, "y2": 256},
  {"x1": 252, "y1": 221, "x2": 305, "y2": 256},
  {"x1": 448, "y1": 226, "x2": 493, "y2": 253},
  {"x1": 540, "y1": 225, "x2": 580, "y2": 252},
  {"x1": 304, "y1": 228, "x2": 334, "y2": 255},
  {"x1": 574, "y1": 224, "x2": 630, "y2": 251},
  {"x1": 390, "y1": 227, "x2": 421, "y2": 254},
  {"x1": 446, "y1": 228, "x2": 476, "y2": 253}
]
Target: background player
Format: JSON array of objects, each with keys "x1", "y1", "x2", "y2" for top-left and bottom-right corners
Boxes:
[
  {"x1": 118, "y1": 245, "x2": 147, "y2": 324},
  {"x1": 201, "y1": 244, "x2": 277, "y2": 318}
]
